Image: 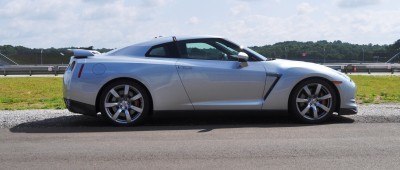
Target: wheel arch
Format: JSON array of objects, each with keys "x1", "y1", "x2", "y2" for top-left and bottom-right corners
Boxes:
[
  {"x1": 95, "y1": 77, "x2": 153, "y2": 114},
  {"x1": 288, "y1": 76, "x2": 341, "y2": 113}
]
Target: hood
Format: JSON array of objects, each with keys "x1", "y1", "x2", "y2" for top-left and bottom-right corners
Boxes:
[
  {"x1": 264, "y1": 59, "x2": 345, "y2": 81},
  {"x1": 268, "y1": 59, "x2": 335, "y2": 72}
]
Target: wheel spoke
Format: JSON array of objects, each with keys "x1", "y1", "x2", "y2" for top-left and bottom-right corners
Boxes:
[
  {"x1": 112, "y1": 109, "x2": 122, "y2": 120},
  {"x1": 300, "y1": 104, "x2": 311, "y2": 115},
  {"x1": 311, "y1": 105, "x2": 318, "y2": 119},
  {"x1": 110, "y1": 89, "x2": 120, "y2": 98},
  {"x1": 316, "y1": 102, "x2": 330, "y2": 112},
  {"x1": 105, "y1": 102, "x2": 118, "y2": 108},
  {"x1": 296, "y1": 98, "x2": 308, "y2": 103},
  {"x1": 124, "y1": 110, "x2": 132, "y2": 123},
  {"x1": 303, "y1": 86, "x2": 312, "y2": 96},
  {"x1": 124, "y1": 85, "x2": 129, "y2": 96},
  {"x1": 130, "y1": 105, "x2": 143, "y2": 113},
  {"x1": 130, "y1": 94, "x2": 142, "y2": 101},
  {"x1": 315, "y1": 84, "x2": 322, "y2": 95},
  {"x1": 318, "y1": 94, "x2": 332, "y2": 100}
]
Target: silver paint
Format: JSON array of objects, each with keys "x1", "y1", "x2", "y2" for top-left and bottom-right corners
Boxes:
[{"x1": 63, "y1": 36, "x2": 357, "y2": 114}]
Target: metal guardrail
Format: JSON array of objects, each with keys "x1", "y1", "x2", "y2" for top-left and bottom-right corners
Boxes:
[
  {"x1": 0, "y1": 65, "x2": 68, "y2": 76},
  {"x1": 0, "y1": 63, "x2": 399, "y2": 76},
  {"x1": 325, "y1": 63, "x2": 400, "y2": 74}
]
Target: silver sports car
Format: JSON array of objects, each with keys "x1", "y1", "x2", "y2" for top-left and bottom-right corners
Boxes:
[{"x1": 63, "y1": 35, "x2": 357, "y2": 125}]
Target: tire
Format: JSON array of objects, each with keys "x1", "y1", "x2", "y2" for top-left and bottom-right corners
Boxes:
[
  {"x1": 289, "y1": 79, "x2": 338, "y2": 124},
  {"x1": 99, "y1": 80, "x2": 150, "y2": 126}
]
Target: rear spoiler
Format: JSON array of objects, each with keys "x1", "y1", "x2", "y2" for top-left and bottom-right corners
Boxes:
[{"x1": 68, "y1": 49, "x2": 101, "y2": 58}]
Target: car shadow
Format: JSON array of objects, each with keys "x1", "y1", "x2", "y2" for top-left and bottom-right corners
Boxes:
[{"x1": 9, "y1": 111, "x2": 355, "y2": 133}]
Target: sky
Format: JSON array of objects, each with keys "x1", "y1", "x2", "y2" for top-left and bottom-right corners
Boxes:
[{"x1": 0, "y1": 0, "x2": 399, "y2": 48}]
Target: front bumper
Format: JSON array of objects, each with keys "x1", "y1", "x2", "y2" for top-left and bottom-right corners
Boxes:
[{"x1": 64, "y1": 98, "x2": 97, "y2": 116}]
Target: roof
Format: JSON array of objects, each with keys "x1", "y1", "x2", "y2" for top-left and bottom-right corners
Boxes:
[{"x1": 133, "y1": 35, "x2": 223, "y2": 47}]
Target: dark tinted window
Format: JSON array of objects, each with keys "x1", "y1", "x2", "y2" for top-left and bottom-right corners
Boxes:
[
  {"x1": 148, "y1": 46, "x2": 166, "y2": 56},
  {"x1": 146, "y1": 42, "x2": 178, "y2": 58}
]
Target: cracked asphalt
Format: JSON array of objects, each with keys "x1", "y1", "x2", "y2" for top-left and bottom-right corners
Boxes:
[{"x1": 1, "y1": 104, "x2": 400, "y2": 169}]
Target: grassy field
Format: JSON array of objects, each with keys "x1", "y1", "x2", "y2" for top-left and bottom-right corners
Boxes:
[
  {"x1": 0, "y1": 77, "x2": 64, "y2": 110},
  {"x1": 349, "y1": 75, "x2": 400, "y2": 104},
  {"x1": 0, "y1": 76, "x2": 399, "y2": 110}
]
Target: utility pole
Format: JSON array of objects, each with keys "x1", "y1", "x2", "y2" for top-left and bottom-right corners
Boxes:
[
  {"x1": 362, "y1": 48, "x2": 365, "y2": 63},
  {"x1": 60, "y1": 52, "x2": 64, "y2": 65},
  {"x1": 285, "y1": 47, "x2": 288, "y2": 59},
  {"x1": 40, "y1": 49, "x2": 43, "y2": 65}
]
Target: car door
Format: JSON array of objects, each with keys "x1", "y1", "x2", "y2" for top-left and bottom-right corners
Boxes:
[
  {"x1": 175, "y1": 38, "x2": 267, "y2": 110},
  {"x1": 142, "y1": 42, "x2": 194, "y2": 110}
]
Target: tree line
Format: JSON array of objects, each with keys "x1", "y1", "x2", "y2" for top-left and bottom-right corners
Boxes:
[
  {"x1": 0, "y1": 39, "x2": 399, "y2": 65},
  {"x1": 251, "y1": 39, "x2": 400, "y2": 63},
  {"x1": 0, "y1": 46, "x2": 111, "y2": 65}
]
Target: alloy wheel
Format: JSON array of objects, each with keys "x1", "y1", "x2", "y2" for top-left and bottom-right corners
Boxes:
[
  {"x1": 104, "y1": 84, "x2": 144, "y2": 124},
  {"x1": 295, "y1": 83, "x2": 333, "y2": 120}
]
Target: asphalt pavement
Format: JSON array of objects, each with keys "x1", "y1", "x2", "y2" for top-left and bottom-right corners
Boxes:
[{"x1": 1, "y1": 104, "x2": 400, "y2": 169}]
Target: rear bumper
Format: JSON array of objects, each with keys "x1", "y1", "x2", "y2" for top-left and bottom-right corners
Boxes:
[
  {"x1": 64, "y1": 98, "x2": 97, "y2": 116},
  {"x1": 338, "y1": 107, "x2": 358, "y2": 115}
]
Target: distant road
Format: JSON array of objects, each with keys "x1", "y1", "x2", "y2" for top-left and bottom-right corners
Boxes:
[{"x1": 1, "y1": 104, "x2": 400, "y2": 169}]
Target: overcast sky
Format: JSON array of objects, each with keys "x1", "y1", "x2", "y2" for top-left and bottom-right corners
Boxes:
[{"x1": 0, "y1": 0, "x2": 399, "y2": 48}]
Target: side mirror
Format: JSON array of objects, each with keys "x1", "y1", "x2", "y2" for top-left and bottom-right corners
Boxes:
[{"x1": 237, "y1": 52, "x2": 249, "y2": 62}]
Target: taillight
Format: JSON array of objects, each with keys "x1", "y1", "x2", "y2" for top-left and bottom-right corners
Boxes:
[{"x1": 78, "y1": 64, "x2": 85, "y2": 78}]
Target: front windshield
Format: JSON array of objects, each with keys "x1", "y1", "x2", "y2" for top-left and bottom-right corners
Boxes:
[{"x1": 243, "y1": 47, "x2": 267, "y2": 61}]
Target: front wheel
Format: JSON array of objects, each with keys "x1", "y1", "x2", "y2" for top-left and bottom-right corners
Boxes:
[
  {"x1": 289, "y1": 79, "x2": 338, "y2": 123},
  {"x1": 99, "y1": 80, "x2": 150, "y2": 126}
]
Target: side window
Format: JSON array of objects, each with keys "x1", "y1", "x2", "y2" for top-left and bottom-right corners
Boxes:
[
  {"x1": 146, "y1": 42, "x2": 178, "y2": 58},
  {"x1": 181, "y1": 42, "x2": 225, "y2": 60},
  {"x1": 214, "y1": 40, "x2": 258, "y2": 61},
  {"x1": 148, "y1": 46, "x2": 166, "y2": 57},
  {"x1": 176, "y1": 38, "x2": 262, "y2": 61}
]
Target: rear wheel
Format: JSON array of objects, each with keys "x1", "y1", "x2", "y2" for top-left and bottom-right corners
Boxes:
[
  {"x1": 289, "y1": 79, "x2": 337, "y2": 123},
  {"x1": 99, "y1": 80, "x2": 150, "y2": 126}
]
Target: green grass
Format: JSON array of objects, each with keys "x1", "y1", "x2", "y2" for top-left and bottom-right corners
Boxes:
[
  {"x1": 0, "y1": 76, "x2": 399, "y2": 110},
  {"x1": 0, "y1": 77, "x2": 64, "y2": 110},
  {"x1": 349, "y1": 75, "x2": 400, "y2": 104}
]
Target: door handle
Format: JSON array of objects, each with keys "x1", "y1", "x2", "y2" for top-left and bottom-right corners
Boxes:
[{"x1": 177, "y1": 66, "x2": 192, "y2": 69}]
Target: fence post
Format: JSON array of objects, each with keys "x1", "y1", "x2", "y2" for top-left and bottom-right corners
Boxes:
[
  {"x1": 368, "y1": 69, "x2": 371, "y2": 74},
  {"x1": 392, "y1": 69, "x2": 394, "y2": 74}
]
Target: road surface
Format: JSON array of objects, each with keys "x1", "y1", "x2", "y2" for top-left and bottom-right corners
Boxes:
[{"x1": 1, "y1": 104, "x2": 400, "y2": 169}]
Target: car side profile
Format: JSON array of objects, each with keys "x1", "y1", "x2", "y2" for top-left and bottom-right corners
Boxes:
[{"x1": 63, "y1": 35, "x2": 357, "y2": 125}]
